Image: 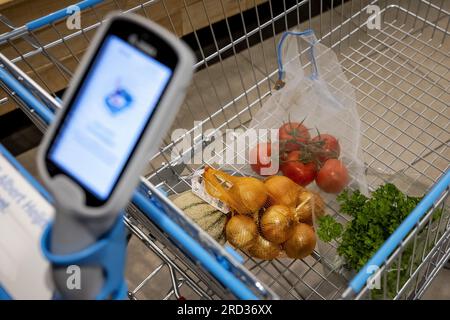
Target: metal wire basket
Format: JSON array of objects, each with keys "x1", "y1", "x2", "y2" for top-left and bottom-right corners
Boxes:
[{"x1": 0, "y1": 0, "x2": 448, "y2": 300}]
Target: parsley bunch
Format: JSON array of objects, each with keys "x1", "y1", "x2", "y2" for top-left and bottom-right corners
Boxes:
[{"x1": 317, "y1": 183, "x2": 422, "y2": 270}]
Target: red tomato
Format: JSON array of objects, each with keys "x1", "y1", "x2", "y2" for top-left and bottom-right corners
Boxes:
[
  {"x1": 250, "y1": 143, "x2": 273, "y2": 176},
  {"x1": 280, "y1": 150, "x2": 313, "y2": 168},
  {"x1": 311, "y1": 134, "x2": 340, "y2": 164},
  {"x1": 281, "y1": 151, "x2": 316, "y2": 186},
  {"x1": 279, "y1": 122, "x2": 310, "y2": 152},
  {"x1": 315, "y1": 159, "x2": 349, "y2": 193}
]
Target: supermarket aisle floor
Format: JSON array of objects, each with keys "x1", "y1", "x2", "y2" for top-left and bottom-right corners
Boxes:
[{"x1": 422, "y1": 267, "x2": 450, "y2": 300}]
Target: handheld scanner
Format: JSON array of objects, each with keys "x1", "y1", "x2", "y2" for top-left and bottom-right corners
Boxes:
[{"x1": 38, "y1": 13, "x2": 195, "y2": 217}]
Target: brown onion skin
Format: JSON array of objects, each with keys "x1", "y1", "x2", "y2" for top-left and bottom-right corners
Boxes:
[
  {"x1": 264, "y1": 175, "x2": 302, "y2": 207},
  {"x1": 203, "y1": 167, "x2": 268, "y2": 215},
  {"x1": 283, "y1": 223, "x2": 316, "y2": 259},
  {"x1": 295, "y1": 190, "x2": 325, "y2": 225},
  {"x1": 248, "y1": 235, "x2": 282, "y2": 260},
  {"x1": 226, "y1": 215, "x2": 258, "y2": 249},
  {"x1": 230, "y1": 177, "x2": 268, "y2": 215},
  {"x1": 260, "y1": 205, "x2": 295, "y2": 244}
]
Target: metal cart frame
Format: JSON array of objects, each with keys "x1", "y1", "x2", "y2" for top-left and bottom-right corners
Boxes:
[{"x1": 0, "y1": 0, "x2": 448, "y2": 300}]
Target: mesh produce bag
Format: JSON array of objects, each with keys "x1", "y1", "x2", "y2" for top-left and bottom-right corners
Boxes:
[
  {"x1": 230, "y1": 29, "x2": 368, "y2": 196},
  {"x1": 198, "y1": 30, "x2": 369, "y2": 265}
]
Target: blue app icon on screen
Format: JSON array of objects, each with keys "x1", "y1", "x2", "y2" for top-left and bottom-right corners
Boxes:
[{"x1": 105, "y1": 85, "x2": 133, "y2": 114}]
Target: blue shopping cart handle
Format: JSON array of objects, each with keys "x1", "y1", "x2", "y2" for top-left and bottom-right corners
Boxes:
[
  {"x1": 26, "y1": 0, "x2": 105, "y2": 31},
  {"x1": 348, "y1": 169, "x2": 450, "y2": 294},
  {"x1": 0, "y1": 286, "x2": 11, "y2": 300},
  {"x1": 0, "y1": 68, "x2": 54, "y2": 124}
]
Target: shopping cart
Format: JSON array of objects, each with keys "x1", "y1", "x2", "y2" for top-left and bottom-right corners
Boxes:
[{"x1": 0, "y1": 0, "x2": 448, "y2": 300}]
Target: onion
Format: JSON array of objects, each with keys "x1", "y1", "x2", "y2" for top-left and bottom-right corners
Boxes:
[
  {"x1": 294, "y1": 190, "x2": 325, "y2": 225},
  {"x1": 229, "y1": 177, "x2": 268, "y2": 214},
  {"x1": 264, "y1": 175, "x2": 303, "y2": 207},
  {"x1": 260, "y1": 205, "x2": 295, "y2": 244},
  {"x1": 225, "y1": 215, "x2": 258, "y2": 249},
  {"x1": 204, "y1": 167, "x2": 268, "y2": 215},
  {"x1": 248, "y1": 235, "x2": 281, "y2": 260},
  {"x1": 283, "y1": 223, "x2": 316, "y2": 259}
]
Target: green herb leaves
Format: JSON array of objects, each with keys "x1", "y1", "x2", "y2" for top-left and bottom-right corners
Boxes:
[
  {"x1": 317, "y1": 183, "x2": 423, "y2": 270},
  {"x1": 316, "y1": 215, "x2": 343, "y2": 242}
]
